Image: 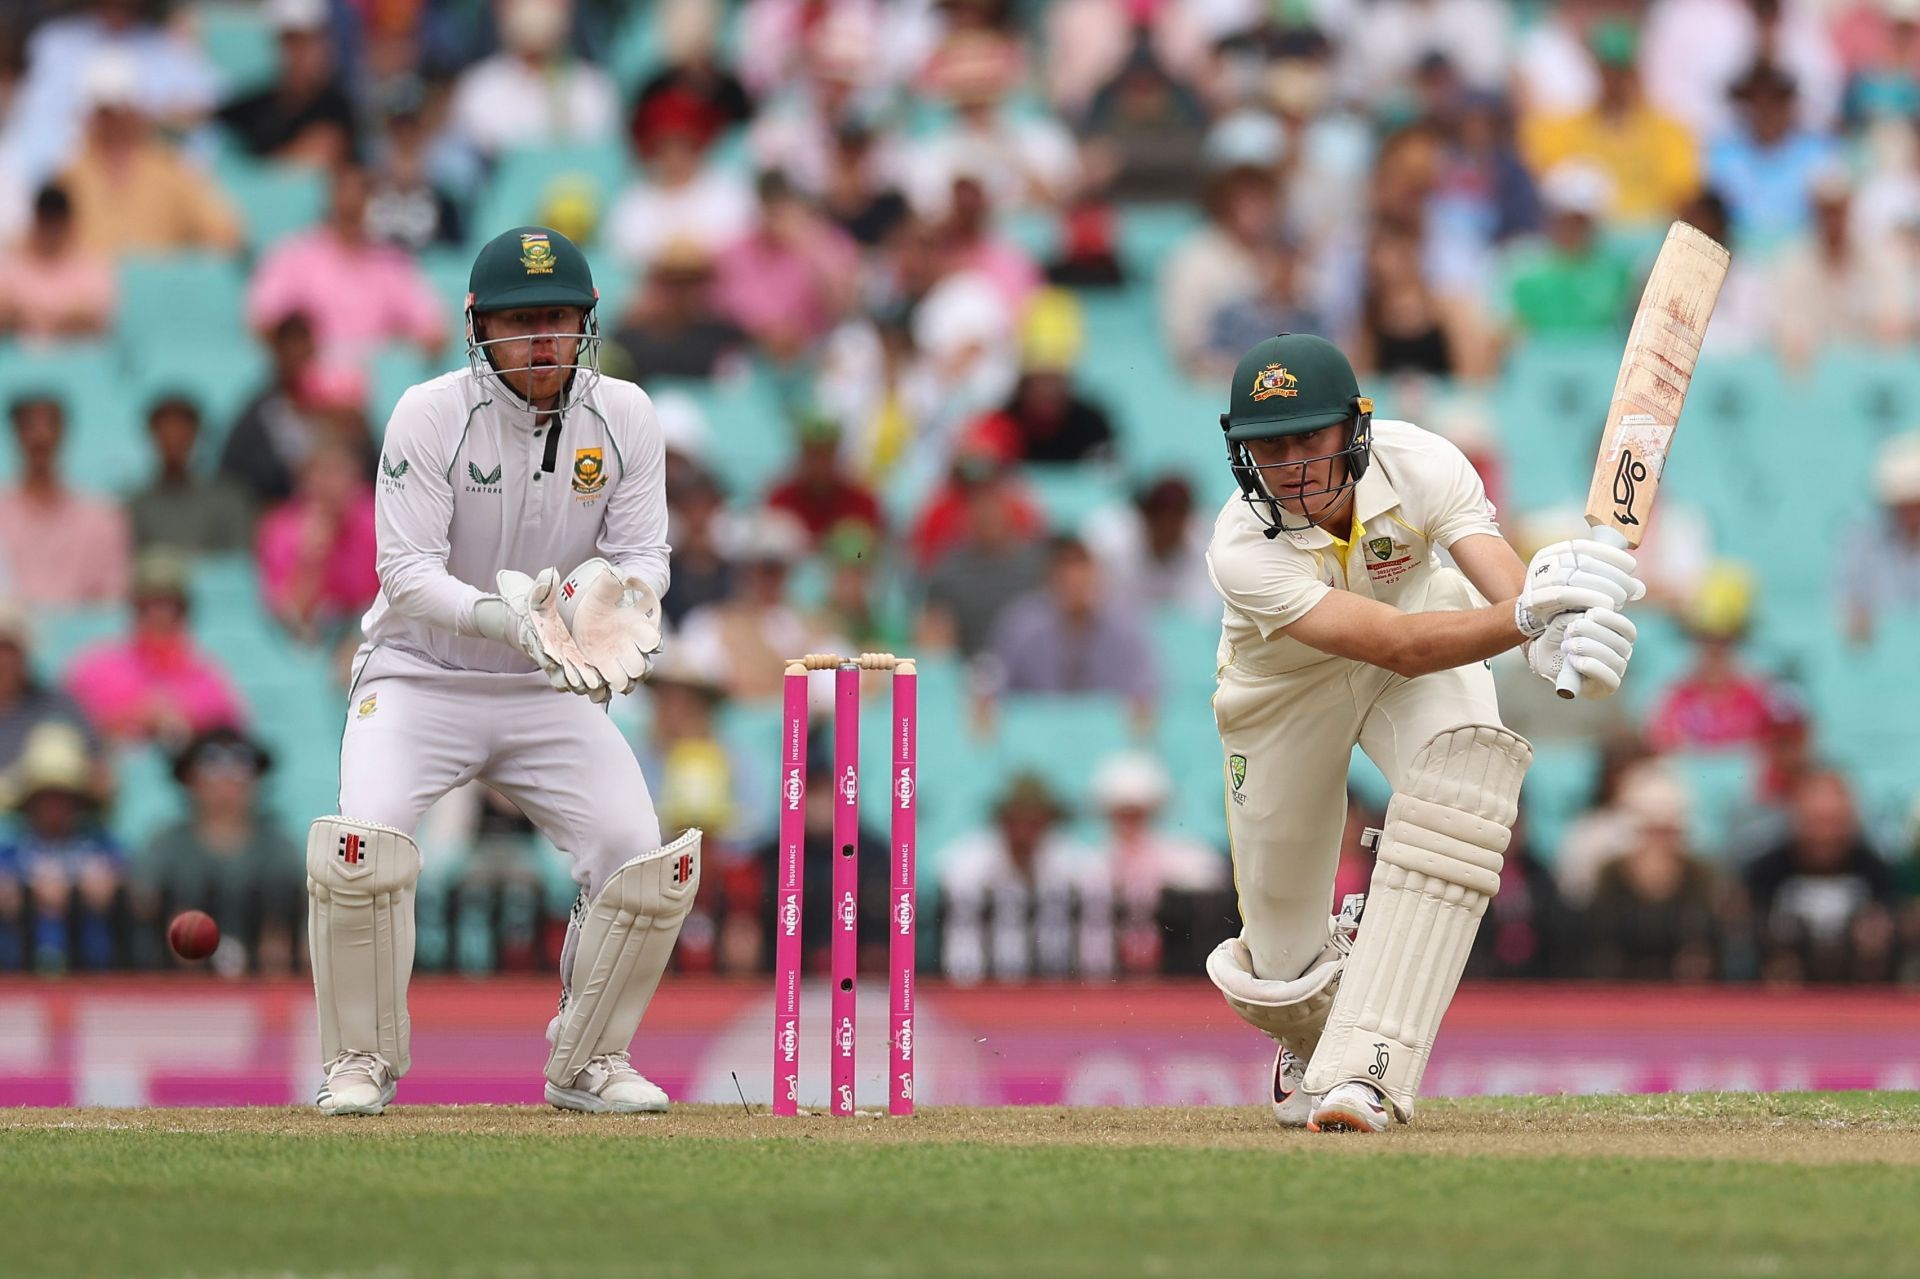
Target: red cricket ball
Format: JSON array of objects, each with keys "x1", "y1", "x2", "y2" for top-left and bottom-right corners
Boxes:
[{"x1": 168, "y1": 910, "x2": 221, "y2": 961}]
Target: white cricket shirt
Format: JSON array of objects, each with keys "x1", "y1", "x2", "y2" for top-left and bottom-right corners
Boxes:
[
  {"x1": 1206, "y1": 419, "x2": 1502, "y2": 677},
  {"x1": 360, "y1": 368, "x2": 670, "y2": 674}
]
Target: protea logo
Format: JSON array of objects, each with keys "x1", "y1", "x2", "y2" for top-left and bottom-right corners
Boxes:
[
  {"x1": 838, "y1": 890, "x2": 857, "y2": 931},
  {"x1": 897, "y1": 1020, "x2": 913, "y2": 1062},
  {"x1": 839, "y1": 765, "x2": 858, "y2": 804},
  {"x1": 895, "y1": 893, "x2": 913, "y2": 934},
  {"x1": 837, "y1": 1083, "x2": 854, "y2": 1111},
  {"x1": 779, "y1": 1023, "x2": 798, "y2": 1063},
  {"x1": 783, "y1": 767, "x2": 802, "y2": 811},
  {"x1": 836, "y1": 1017, "x2": 854, "y2": 1056},
  {"x1": 896, "y1": 767, "x2": 913, "y2": 807},
  {"x1": 780, "y1": 897, "x2": 800, "y2": 937}
]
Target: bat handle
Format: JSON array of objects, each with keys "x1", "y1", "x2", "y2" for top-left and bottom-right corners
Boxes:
[{"x1": 1553, "y1": 525, "x2": 1631, "y2": 700}]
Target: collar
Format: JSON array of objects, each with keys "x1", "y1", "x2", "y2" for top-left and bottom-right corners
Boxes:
[{"x1": 1269, "y1": 459, "x2": 1400, "y2": 553}]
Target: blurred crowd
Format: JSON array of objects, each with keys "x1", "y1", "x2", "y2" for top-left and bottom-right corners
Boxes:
[{"x1": 0, "y1": 0, "x2": 1917, "y2": 985}]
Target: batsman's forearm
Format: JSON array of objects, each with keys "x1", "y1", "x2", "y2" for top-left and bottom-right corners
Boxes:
[{"x1": 1383, "y1": 601, "x2": 1526, "y2": 679}]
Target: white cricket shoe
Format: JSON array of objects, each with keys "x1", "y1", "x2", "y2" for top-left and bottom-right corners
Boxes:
[
  {"x1": 316, "y1": 1051, "x2": 396, "y2": 1116},
  {"x1": 1270, "y1": 1047, "x2": 1316, "y2": 1127},
  {"x1": 546, "y1": 1051, "x2": 670, "y2": 1114},
  {"x1": 1308, "y1": 1080, "x2": 1391, "y2": 1133}
]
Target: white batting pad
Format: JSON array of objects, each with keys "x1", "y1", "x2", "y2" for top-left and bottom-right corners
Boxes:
[
  {"x1": 1302, "y1": 725, "x2": 1531, "y2": 1118},
  {"x1": 307, "y1": 816, "x2": 421, "y2": 1077},
  {"x1": 545, "y1": 829, "x2": 702, "y2": 1087}
]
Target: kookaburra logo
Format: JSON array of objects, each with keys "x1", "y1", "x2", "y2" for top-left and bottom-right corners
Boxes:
[
  {"x1": 897, "y1": 1073, "x2": 914, "y2": 1101},
  {"x1": 1369, "y1": 1042, "x2": 1391, "y2": 1080},
  {"x1": 837, "y1": 1083, "x2": 854, "y2": 1111},
  {"x1": 783, "y1": 767, "x2": 802, "y2": 811},
  {"x1": 838, "y1": 891, "x2": 857, "y2": 931}
]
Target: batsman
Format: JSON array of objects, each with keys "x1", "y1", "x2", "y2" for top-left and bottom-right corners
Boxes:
[
  {"x1": 308, "y1": 225, "x2": 698, "y2": 1117},
  {"x1": 1204, "y1": 334, "x2": 1642, "y2": 1132}
]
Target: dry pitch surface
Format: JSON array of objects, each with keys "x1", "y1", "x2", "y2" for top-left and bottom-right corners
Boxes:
[{"x1": 8, "y1": 1093, "x2": 1920, "y2": 1278}]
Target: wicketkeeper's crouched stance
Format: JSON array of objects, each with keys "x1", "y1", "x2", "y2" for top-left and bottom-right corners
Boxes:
[
  {"x1": 1203, "y1": 335, "x2": 1644, "y2": 1132},
  {"x1": 309, "y1": 226, "x2": 698, "y2": 1117}
]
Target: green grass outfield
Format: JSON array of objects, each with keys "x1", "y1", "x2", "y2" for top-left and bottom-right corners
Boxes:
[{"x1": 8, "y1": 1093, "x2": 1920, "y2": 1278}]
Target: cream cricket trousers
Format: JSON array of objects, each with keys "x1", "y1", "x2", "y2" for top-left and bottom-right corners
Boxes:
[
  {"x1": 1214, "y1": 571, "x2": 1505, "y2": 983},
  {"x1": 338, "y1": 645, "x2": 663, "y2": 901}
]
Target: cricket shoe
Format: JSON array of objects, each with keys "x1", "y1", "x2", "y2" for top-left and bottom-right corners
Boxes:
[
  {"x1": 1308, "y1": 1080, "x2": 1391, "y2": 1133},
  {"x1": 546, "y1": 1051, "x2": 670, "y2": 1114},
  {"x1": 1270, "y1": 1047, "x2": 1317, "y2": 1127},
  {"x1": 316, "y1": 1051, "x2": 396, "y2": 1116}
]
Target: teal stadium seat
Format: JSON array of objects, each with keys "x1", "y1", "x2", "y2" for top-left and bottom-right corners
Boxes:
[
  {"x1": 196, "y1": 3, "x2": 278, "y2": 94},
  {"x1": 1666, "y1": 751, "x2": 1760, "y2": 860},
  {"x1": 368, "y1": 348, "x2": 435, "y2": 432},
  {"x1": 1118, "y1": 204, "x2": 1202, "y2": 276},
  {"x1": 108, "y1": 745, "x2": 186, "y2": 849},
  {"x1": 33, "y1": 606, "x2": 122, "y2": 683},
  {"x1": 1493, "y1": 338, "x2": 1618, "y2": 508},
  {"x1": 1153, "y1": 682, "x2": 1227, "y2": 849},
  {"x1": 1073, "y1": 290, "x2": 1217, "y2": 474},
  {"x1": 216, "y1": 158, "x2": 326, "y2": 250},
  {"x1": 650, "y1": 370, "x2": 790, "y2": 497},
  {"x1": 116, "y1": 255, "x2": 248, "y2": 355},
  {"x1": 0, "y1": 342, "x2": 145, "y2": 493},
  {"x1": 128, "y1": 343, "x2": 267, "y2": 450},
  {"x1": 1024, "y1": 464, "x2": 1126, "y2": 531},
  {"x1": 469, "y1": 144, "x2": 631, "y2": 252},
  {"x1": 1520, "y1": 742, "x2": 1600, "y2": 863}
]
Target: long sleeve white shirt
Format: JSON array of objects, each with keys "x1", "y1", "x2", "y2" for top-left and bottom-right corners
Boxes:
[{"x1": 361, "y1": 368, "x2": 670, "y2": 674}]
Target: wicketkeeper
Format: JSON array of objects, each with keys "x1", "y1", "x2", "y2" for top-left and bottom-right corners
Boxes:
[
  {"x1": 308, "y1": 226, "x2": 698, "y2": 1116},
  {"x1": 1203, "y1": 334, "x2": 1642, "y2": 1131}
]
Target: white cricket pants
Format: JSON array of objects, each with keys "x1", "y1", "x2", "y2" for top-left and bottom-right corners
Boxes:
[
  {"x1": 338, "y1": 645, "x2": 663, "y2": 902},
  {"x1": 1214, "y1": 569, "x2": 1508, "y2": 983}
]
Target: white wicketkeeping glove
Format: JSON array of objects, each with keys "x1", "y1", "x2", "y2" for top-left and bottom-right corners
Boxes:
[
  {"x1": 495, "y1": 568, "x2": 607, "y2": 698},
  {"x1": 556, "y1": 557, "x2": 661, "y2": 697},
  {"x1": 1526, "y1": 607, "x2": 1637, "y2": 698},
  {"x1": 1514, "y1": 538, "x2": 1645, "y2": 638}
]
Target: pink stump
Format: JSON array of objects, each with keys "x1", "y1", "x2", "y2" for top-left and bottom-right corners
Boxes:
[
  {"x1": 830, "y1": 663, "x2": 860, "y2": 1115},
  {"x1": 888, "y1": 662, "x2": 917, "y2": 1116},
  {"x1": 772, "y1": 666, "x2": 809, "y2": 1116}
]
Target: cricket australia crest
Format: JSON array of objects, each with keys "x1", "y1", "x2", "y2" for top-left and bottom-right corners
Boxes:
[{"x1": 1249, "y1": 363, "x2": 1299, "y2": 401}]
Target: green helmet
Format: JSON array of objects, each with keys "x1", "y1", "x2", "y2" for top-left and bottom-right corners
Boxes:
[
  {"x1": 464, "y1": 225, "x2": 602, "y2": 411},
  {"x1": 1219, "y1": 333, "x2": 1374, "y2": 537}
]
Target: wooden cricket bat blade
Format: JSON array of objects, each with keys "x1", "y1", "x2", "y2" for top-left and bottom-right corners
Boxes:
[{"x1": 1582, "y1": 221, "x2": 1730, "y2": 550}]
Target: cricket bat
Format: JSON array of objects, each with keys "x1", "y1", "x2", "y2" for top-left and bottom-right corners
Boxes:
[{"x1": 1557, "y1": 221, "x2": 1730, "y2": 699}]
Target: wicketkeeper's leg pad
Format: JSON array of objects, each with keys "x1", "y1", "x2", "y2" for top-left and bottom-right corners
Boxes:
[
  {"x1": 307, "y1": 816, "x2": 421, "y2": 1077},
  {"x1": 1302, "y1": 724, "x2": 1531, "y2": 1119},
  {"x1": 1206, "y1": 935, "x2": 1344, "y2": 1062},
  {"x1": 545, "y1": 829, "x2": 702, "y2": 1087}
]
